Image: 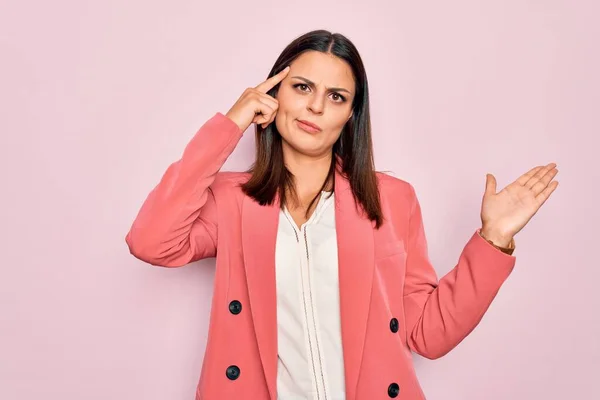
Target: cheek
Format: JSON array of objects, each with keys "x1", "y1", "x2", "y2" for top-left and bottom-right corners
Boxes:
[
  {"x1": 274, "y1": 113, "x2": 285, "y2": 135},
  {"x1": 276, "y1": 88, "x2": 302, "y2": 112},
  {"x1": 325, "y1": 110, "x2": 351, "y2": 133},
  {"x1": 275, "y1": 98, "x2": 304, "y2": 132}
]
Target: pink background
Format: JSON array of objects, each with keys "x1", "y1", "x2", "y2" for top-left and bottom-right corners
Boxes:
[{"x1": 1, "y1": 0, "x2": 598, "y2": 399}]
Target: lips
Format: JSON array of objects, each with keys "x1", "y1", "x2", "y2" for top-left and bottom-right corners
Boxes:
[{"x1": 296, "y1": 119, "x2": 322, "y2": 133}]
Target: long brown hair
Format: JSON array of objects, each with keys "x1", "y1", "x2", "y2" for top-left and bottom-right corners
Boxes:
[{"x1": 241, "y1": 29, "x2": 384, "y2": 229}]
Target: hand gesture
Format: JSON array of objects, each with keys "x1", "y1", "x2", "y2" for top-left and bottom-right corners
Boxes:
[
  {"x1": 480, "y1": 163, "x2": 559, "y2": 246},
  {"x1": 225, "y1": 66, "x2": 290, "y2": 132}
]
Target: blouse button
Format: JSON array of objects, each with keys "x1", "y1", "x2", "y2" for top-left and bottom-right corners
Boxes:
[{"x1": 390, "y1": 317, "x2": 399, "y2": 333}]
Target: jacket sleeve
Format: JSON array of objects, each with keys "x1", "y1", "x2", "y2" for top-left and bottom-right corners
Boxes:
[
  {"x1": 125, "y1": 112, "x2": 243, "y2": 267},
  {"x1": 402, "y1": 184, "x2": 516, "y2": 359}
]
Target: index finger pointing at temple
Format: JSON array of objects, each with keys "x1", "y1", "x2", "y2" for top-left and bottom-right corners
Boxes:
[{"x1": 255, "y1": 66, "x2": 290, "y2": 93}]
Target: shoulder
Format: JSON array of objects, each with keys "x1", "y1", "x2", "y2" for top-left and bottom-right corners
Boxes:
[
  {"x1": 374, "y1": 170, "x2": 421, "y2": 220},
  {"x1": 211, "y1": 171, "x2": 251, "y2": 193},
  {"x1": 376, "y1": 171, "x2": 416, "y2": 201}
]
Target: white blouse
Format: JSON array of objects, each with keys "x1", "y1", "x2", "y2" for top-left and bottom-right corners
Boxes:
[{"x1": 275, "y1": 190, "x2": 345, "y2": 400}]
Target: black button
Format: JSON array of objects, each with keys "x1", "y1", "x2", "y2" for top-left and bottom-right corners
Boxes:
[
  {"x1": 388, "y1": 382, "x2": 400, "y2": 398},
  {"x1": 229, "y1": 300, "x2": 242, "y2": 315},
  {"x1": 226, "y1": 365, "x2": 240, "y2": 380},
  {"x1": 390, "y1": 317, "x2": 399, "y2": 333}
]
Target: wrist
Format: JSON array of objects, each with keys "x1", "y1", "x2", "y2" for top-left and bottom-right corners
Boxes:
[
  {"x1": 224, "y1": 111, "x2": 246, "y2": 132},
  {"x1": 479, "y1": 227, "x2": 513, "y2": 248}
]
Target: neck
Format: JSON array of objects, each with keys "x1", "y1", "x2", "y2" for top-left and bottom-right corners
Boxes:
[{"x1": 283, "y1": 147, "x2": 334, "y2": 199}]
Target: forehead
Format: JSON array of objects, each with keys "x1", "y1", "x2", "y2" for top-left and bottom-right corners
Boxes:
[{"x1": 289, "y1": 51, "x2": 355, "y2": 92}]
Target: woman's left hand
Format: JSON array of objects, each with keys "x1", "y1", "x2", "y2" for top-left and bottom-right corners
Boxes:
[{"x1": 480, "y1": 162, "x2": 560, "y2": 247}]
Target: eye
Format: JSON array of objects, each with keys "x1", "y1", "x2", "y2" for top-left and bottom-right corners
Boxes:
[
  {"x1": 294, "y1": 83, "x2": 310, "y2": 92},
  {"x1": 330, "y1": 92, "x2": 346, "y2": 103}
]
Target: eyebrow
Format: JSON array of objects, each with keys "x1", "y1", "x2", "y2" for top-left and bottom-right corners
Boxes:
[{"x1": 291, "y1": 76, "x2": 352, "y2": 94}]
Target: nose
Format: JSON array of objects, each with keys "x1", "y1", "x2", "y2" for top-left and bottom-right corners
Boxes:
[{"x1": 307, "y1": 94, "x2": 325, "y2": 115}]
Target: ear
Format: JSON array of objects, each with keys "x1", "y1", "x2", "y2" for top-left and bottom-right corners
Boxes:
[{"x1": 348, "y1": 111, "x2": 353, "y2": 121}]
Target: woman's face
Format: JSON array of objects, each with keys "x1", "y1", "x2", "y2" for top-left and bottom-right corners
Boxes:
[{"x1": 274, "y1": 51, "x2": 355, "y2": 159}]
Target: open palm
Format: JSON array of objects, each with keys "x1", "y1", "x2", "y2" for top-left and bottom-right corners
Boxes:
[{"x1": 481, "y1": 163, "x2": 559, "y2": 241}]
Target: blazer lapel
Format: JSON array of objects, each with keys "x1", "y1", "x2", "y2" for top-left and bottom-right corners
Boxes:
[
  {"x1": 334, "y1": 163, "x2": 376, "y2": 400},
  {"x1": 242, "y1": 191, "x2": 280, "y2": 400}
]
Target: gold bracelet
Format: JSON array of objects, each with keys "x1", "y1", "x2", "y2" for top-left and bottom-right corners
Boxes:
[{"x1": 479, "y1": 231, "x2": 515, "y2": 255}]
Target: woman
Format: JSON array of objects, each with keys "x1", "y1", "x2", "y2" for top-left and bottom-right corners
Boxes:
[{"x1": 126, "y1": 30, "x2": 558, "y2": 400}]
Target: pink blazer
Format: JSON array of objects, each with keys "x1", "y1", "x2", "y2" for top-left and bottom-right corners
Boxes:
[{"x1": 126, "y1": 113, "x2": 516, "y2": 400}]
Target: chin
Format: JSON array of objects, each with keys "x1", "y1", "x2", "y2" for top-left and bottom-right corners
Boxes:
[{"x1": 286, "y1": 137, "x2": 330, "y2": 157}]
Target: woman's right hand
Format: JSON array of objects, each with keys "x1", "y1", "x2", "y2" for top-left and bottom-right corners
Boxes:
[{"x1": 225, "y1": 66, "x2": 290, "y2": 132}]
